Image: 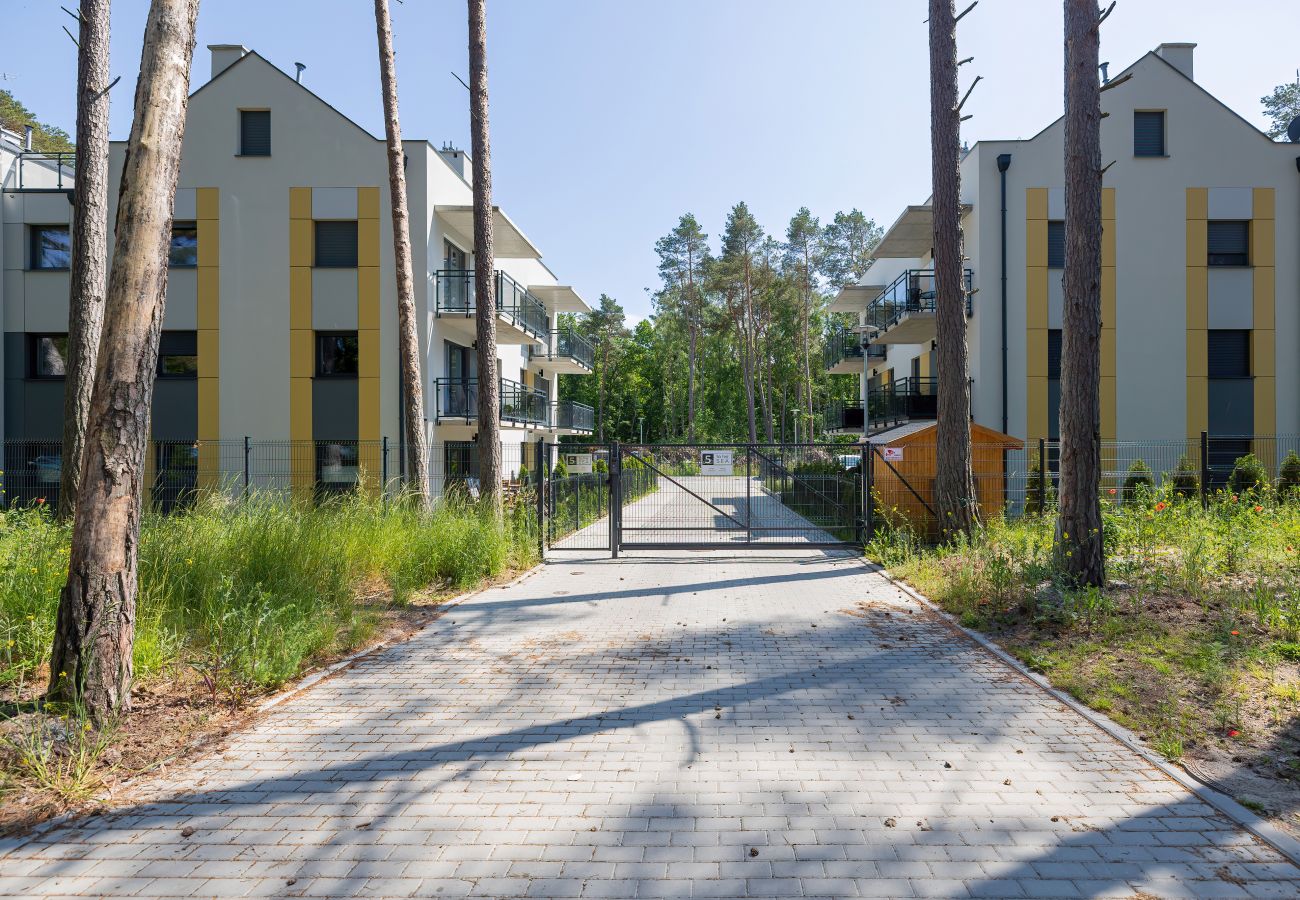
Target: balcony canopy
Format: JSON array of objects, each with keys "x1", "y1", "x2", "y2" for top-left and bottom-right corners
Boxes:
[
  {"x1": 871, "y1": 204, "x2": 972, "y2": 260},
  {"x1": 529, "y1": 284, "x2": 591, "y2": 313},
  {"x1": 828, "y1": 284, "x2": 884, "y2": 313},
  {"x1": 434, "y1": 205, "x2": 542, "y2": 259}
]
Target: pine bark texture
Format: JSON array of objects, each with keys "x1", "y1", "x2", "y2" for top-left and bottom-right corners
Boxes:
[
  {"x1": 373, "y1": 0, "x2": 430, "y2": 507},
  {"x1": 928, "y1": 0, "x2": 977, "y2": 538},
  {"x1": 468, "y1": 0, "x2": 502, "y2": 512},
  {"x1": 1055, "y1": 0, "x2": 1105, "y2": 585},
  {"x1": 59, "y1": 0, "x2": 112, "y2": 520},
  {"x1": 49, "y1": 0, "x2": 200, "y2": 718}
]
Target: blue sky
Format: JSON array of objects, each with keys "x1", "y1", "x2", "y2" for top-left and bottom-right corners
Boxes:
[{"x1": 4, "y1": 0, "x2": 1297, "y2": 321}]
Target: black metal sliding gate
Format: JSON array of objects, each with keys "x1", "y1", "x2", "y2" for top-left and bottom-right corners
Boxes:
[{"x1": 539, "y1": 443, "x2": 867, "y2": 555}]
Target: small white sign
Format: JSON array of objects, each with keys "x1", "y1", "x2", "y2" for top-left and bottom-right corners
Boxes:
[
  {"x1": 564, "y1": 453, "x2": 593, "y2": 474},
  {"x1": 700, "y1": 450, "x2": 734, "y2": 476},
  {"x1": 882, "y1": 447, "x2": 905, "y2": 462}
]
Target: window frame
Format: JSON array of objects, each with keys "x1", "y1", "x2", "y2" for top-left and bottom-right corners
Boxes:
[
  {"x1": 1206, "y1": 220, "x2": 1250, "y2": 268},
  {"x1": 28, "y1": 333, "x2": 70, "y2": 380},
  {"x1": 156, "y1": 331, "x2": 199, "y2": 379},
  {"x1": 313, "y1": 220, "x2": 359, "y2": 269},
  {"x1": 1046, "y1": 220, "x2": 1065, "y2": 269},
  {"x1": 1207, "y1": 329, "x2": 1251, "y2": 380},
  {"x1": 29, "y1": 225, "x2": 71, "y2": 271},
  {"x1": 315, "y1": 331, "x2": 360, "y2": 378},
  {"x1": 1133, "y1": 109, "x2": 1167, "y2": 158},
  {"x1": 238, "y1": 109, "x2": 271, "y2": 157}
]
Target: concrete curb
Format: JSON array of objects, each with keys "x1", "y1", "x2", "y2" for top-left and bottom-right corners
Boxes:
[{"x1": 859, "y1": 557, "x2": 1300, "y2": 869}]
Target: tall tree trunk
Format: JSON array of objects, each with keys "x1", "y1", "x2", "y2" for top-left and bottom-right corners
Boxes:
[
  {"x1": 738, "y1": 316, "x2": 757, "y2": 444},
  {"x1": 597, "y1": 348, "x2": 606, "y2": 442},
  {"x1": 374, "y1": 0, "x2": 430, "y2": 508},
  {"x1": 1056, "y1": 0, "x2": 1105, "y2": 585},
  {"x1": 59, "y1": 0, "x2": 112, "y2": 520},
  {"x1": 687, "y1": 324, "x2": 697, "y2": 443},
  {"x1": 468, "y1": 0, "x2": 501, "y2": 514},
  {"x1": 928, "y1": 0, "x2": 976, "y2": 538},
  {"x1": 801, "y1": 250, "x2": 814, "y2": 444},
  {"x1": 760, "y1": 352, "x2": 775, "y2": 443},
  {"x1": 49, "y1": 0, "x2": 199, "y2": 718}
]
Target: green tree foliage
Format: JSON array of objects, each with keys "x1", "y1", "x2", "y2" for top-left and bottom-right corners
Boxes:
[
  {"x1": 820, "y1": 209, "x2": 883, "y2": 289},
  {"x1": 1228, "y1": 453, "x2": 1269, "y2": 497},
  {"x1": 0, "y1": 89, "x2": 75, "y2": 153},
  {"x1": 1278, "y1": 451, "x2": 1300, "y2": 499},
  {"x1": 1122, "y1": 459, "x2": 1155, "y2": 502},
  {"x1": 1260, "y1": 75, "x2": 1300, "y2": 139}
]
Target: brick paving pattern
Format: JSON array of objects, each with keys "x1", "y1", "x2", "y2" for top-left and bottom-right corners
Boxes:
[{"x1": 3, "y1": 550, "x2": 1298, "y2": 898}]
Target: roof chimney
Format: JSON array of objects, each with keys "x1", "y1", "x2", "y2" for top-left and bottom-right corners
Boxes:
[
  {"x1": 24, "y1": 125, "x2": 33, "y2": 150},
  {"x1": 209, "y1": 44, "x2": 249, "y2": 81},
  {"x1": 1155, "y1": 42, "x2": 1196, "y2": 81},
  {"x1": 438, "y1": 142, "x2": 472, "y2": 183}
]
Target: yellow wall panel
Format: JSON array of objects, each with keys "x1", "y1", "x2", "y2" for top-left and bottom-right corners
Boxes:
[
  {"x1": 290, "y1": 329, "x2": 314, "y2": 379},
  {"x1": 1255, "y1": 377, "x2": 1277, "y2": 436},
  {"x1": 196, "y1": 187, "x2": 220, "y2": 220},
  {"x1": 1026, "y1": 268, "x2": 1048, "y2": 330},
  {"x1": 289, "y1": 186, "x2": 312, "y2": 220},
  {"x1": 290, "y1": 218, "x2": 312, "y2": 267},
  {"x1": 1186, "y1": 220, "x2": 1207, "y2": 266},
  {"x1": 1186, "y1": 329, "x2": 1207, "y2": 378},
  {"x1": 1185, "y1": 187, "x2": 1207, "y2": 221},
  {"x1": 290, "y1": 267, "x2": 312, "y2": 329},
  {"x1": 1253, "y1": 329, "x2": 1275, "y2": 378},
  {"x1": 196, "y1": 267, "x2": 220, "y2": 330},
  {"x1": 1254, "y1": 267, "x2": 1275, "y2": 330},
  {"x1": 1101, "y1": 328, "x2": 1116, "y2": 374},
  {"x1": 358, "y1": 378, "x2": 381, "y2": 441},
  {"x1": 197, "y1": 219, "x2": 219, "y2": 268},
  {"x1": 198, "y1": 330, "x2": 219, "y2": 376},
  {"x1": 1253, "y1": 186, "x2": 1275, "y2": 221},
  {"x1": 1102, "y1": 187, "x2": 1115, "y2": 221},
  {"x1": 357, "y1": 186, "x2": 380, "y2": 220},
  {"x1": 1026, "y1": 221, "x2": 1046, "y2": 267},
  {"x1": 290, "y1": 378, "x2": 312, "y2": 440},
  {"x1": 358, "y1": 267, "x2": 381, "y2": 329},
  {"x1": 1026, "y1": 378, "x2": 1048, "y2": 442},
  {"x1": 1252, "y1": 218, "x2": 1275, "y2": 268},
  {"x1": 1026, "y1": 187, "x2": 1048, "y2": 222},
  {"x1": 1101, "y1": 267, "x2": 1116, "y2": 324},
  {"x1": 358, "y1": 330, "x2": 380, "y2": 378},
  {"x1": 1101, "y1": 376, "x2": 1116, "y2": 441},
  {"x1": 1186, "y1": 378, "x2": 1207, "y2": 438},
  {"x1": 1026, "y1": 328, "x2": 1047, "y2": 378},
  {"x1": 1185, "y1": 268, "x2": 1208, "y2": 329},
  {"x1": 358, "y1": 218, "x2": 380, "y2": 268},
  {"x1": 197, "y1": 379, "x2": 220, "y2": 441}
]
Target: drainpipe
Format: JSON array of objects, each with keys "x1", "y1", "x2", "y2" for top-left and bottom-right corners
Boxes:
[{"x1": 997, "y1": 152, "x2": 1012, "y2": 435}]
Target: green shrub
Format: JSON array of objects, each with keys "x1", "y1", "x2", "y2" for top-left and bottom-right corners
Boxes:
[
  {"x1": 1228, "y1": 453, "x2": 1269, "y2": 497},
  {"x1": 552, "y1": 457, "x2": 568, "y2": 478},
  {"x1": 594, "y1": 458, "x2": 609, "y2": 474},
  {"x1": 1278, "y1": 451, "x2": 1300, "y2": 500},
  {"x1": 1122, "y1": 459, "x2": 1155, "y2": 502},
  {"x1": 1171, "y1": 454, "x2": 1199, "y2": 499}
]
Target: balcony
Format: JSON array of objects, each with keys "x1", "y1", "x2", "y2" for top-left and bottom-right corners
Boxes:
[
  {"x1": 6, "y1": 151, "x2": 75, "y2": 193},
  {"x1": 434, "y1": 377, "x2": 551, "y2": 428},
  {"x1": 824, "y1": 400, "x2": 866, "y2": 434},
  {"x1": 864, "y1": 268, "x2": 973, "y2": 345},
  {"x1": 553, "y1": 399, "x2": 595, "y2": 434},
  {"x1": 824, "y1": 328, "x2": 866, "y2": 375},
  {"x1": 867, "y1": 376, "x2": 938, "y2": 433},
  {"x1": 435, "y1": 269, "x2": 550, "y2": 344},
  {"x1": 535, "y1": 323, "x2": 594, "y2": 374}
]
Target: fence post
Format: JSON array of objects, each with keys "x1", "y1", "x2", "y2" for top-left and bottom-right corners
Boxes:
[
  {"x1": 1037, "y1": 437, "x2": 1047, "y2": 515},
  {"x1": 535, "y1": 441, "x2": 546, "y2": 560},
  {"x1": 243, "y1": 436, "x2": 251, "y2": 499},
  {"x1": 610, "y1": 442, "x2": 621, "y2": 559},
  {"x1": 1200, "y1": 430, "x2": 1210, "y2": 509},
  {"x1": 381, "y1": 437, "x2": 389, "y2": 500},
  {"x1": 861, "y1": 445, "x2": 873, "y2": 544}
]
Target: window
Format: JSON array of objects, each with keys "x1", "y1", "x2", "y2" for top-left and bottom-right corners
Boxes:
[
  {"x1": 239, "y1": 109, "x2": 271, "y2": 156},
  {"x1": 157, "y1": 331, "x2": 198, "y2": 378},
  {"x1": 316, "y1": 442, "x2": 359, "y2": 495},
  {"x1": 316, "y1": 332, "x2": 359, "y2": 377},
  {"x1": 169, "y1": 223, "x2": 198, "y2": 267},
  {"x1": 443, "y1": 239, "x2": 467, "y2": 271},
  {"x1": 1047, "y1": 329, "x2": 1063, "y2": 380},
  {"x1": 1208, "y1": 330, "x2": 1250, "y2": 379},
  {"x1": 1047, "y1": 221, "x2": 1065, "y2": 268},
  {"x1": 1207, "y1": 221, "x2": 1249, "y2": 267},
  {"x1": 30, "y1": 226, "x2": 71, "y2": 270},
  {"x1": 29, "y1": 334, "x2": 69, "y2": 378},
  {"x1": 1134, "y1": 110, "x2": 1166, "y2": 157},
  {"x1": 314, "y1": 220, "x2": 358, "y2": 268}
]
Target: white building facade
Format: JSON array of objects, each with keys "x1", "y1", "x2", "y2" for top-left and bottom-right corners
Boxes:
[
  {"x1": 1, "y1": 45, "x2": 593, "y2": 501},
  {"x1": 829, "y1": 43, "x2": 1300, "y2": 468}
]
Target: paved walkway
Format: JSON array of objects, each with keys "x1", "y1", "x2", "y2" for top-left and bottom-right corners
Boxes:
[{"x1": 5, "y1": 551, "x2": 1299, "y2": 899}]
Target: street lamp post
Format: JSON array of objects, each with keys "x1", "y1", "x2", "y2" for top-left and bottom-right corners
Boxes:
[
  {"x1": 791, "y1": 408, "x2": 801, "y2": 445},
  {"x1": 638, "y1": 416, "x2": 644, "y2": 444}
]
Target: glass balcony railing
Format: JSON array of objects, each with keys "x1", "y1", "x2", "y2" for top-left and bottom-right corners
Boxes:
[
  {"x1": 554, "y1": 400, "x2": 595, "y2": 432},
  {"x1": 824, "y1": 328, "x2": 866, "y2": 371},
  {"x1": 552, "y1": 324, "x2": 595, "y2": 370},
  {"x1": 865, "y1": 268, "x2": 973, "y2": 334},
  {"x1": 434, "y1": 377, "x2": 550, "y2": 427},
  {"x1": 823, "y1": 400, "x2": 866, "y2": 433},
  {"x1": 435, "y1": 269, "x2": 550, "y2": 341}
]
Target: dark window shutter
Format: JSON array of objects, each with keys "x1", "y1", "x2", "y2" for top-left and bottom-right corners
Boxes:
[
  {"x1": 314, "y1": 221, "x2": 358, "y2": 268},
  {"x1": 1134, "y1": 110, "x2": 1165, "y2": 157},
  {"x1": 1207, "y1": 221, "x2": 1249, "y2": 267},
  {"x1": 1047, "y1": 329, "x2": 1062, "y2": 380},
  {"x1": 1047, "y1": 221, "x2": 1065, "y2": 268},
  {"x1": 240, "y1": 110, "x2": 271, "y2": 156},
  {"x1": 1207, "y1": 330, "x2": 1250, "y2": 379}
]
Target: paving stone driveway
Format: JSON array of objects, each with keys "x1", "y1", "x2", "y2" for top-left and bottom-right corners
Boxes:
[{"x1": 4, "y1": 550, "x2": 1299, "y2": 899}]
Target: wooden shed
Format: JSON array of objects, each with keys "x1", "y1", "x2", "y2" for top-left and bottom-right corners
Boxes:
[{"x1": 868, "y1": 421, "x2": 1023, "y2": 536}]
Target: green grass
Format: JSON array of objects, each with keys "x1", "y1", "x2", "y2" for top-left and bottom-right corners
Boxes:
[
  {"x1": 869, "y1": 487, "x2": 1300, "y2": 762},
  {"x1": 0, "y1": 490, "x2": 539, "y2": 698}
]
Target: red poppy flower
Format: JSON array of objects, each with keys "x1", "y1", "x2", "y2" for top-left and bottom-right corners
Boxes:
[
  {"x1": 1228, "y1": 729, "x2": 1240, "y2": 738},
  {"x1": 1108, "y1": 488, "x2": 1117, "y2": 496},
  {"x1": 1230, "y1": 630, "x2": 1239, "y2": 636},
  {"x1": 1255, "y1": 505, "x2": 1264, "y2": 513},
  {"x1": 35, "y1": 498, "x2": 45, "y2": 506},
  {"x1": 1154, "y1": 501, "x2": 1167, "y2": 512}
]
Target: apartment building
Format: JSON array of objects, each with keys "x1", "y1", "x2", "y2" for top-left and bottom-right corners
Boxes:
[
  {"x1": 827, "y1": 42, "x2": 1300, "y2": 468},
  {"x1": 0, "y1": 44, "x2": 594, "y2": 501}
]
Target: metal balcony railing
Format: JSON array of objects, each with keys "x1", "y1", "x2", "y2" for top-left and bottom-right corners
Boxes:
[
  {"x1": 554, "y1": 400, "x2": 595, "y2": 432},
  {"x1": 435, "y1": 269, "x2": 550, "y2": 341},
  {"x1": 552, "y1": 324, "x2": 595, "y2": 369},
  {"x1": 823, "y1": 328, "x2": 866, "y2": 371},
  {"x1": 865, "y1": 268, "x2": 973, "y2": 334},
  {"x1": 867, "y1": 376, "x2": 939, "y2": 432},
  {"x1": 823, "y1": 400, "x2": 866, "y2": 433},
  {"x1": 434, "y1": 377, "x2": 550, "y2": 427},
  {"x1": 10, "y1": 151, "x2": 76, "y2": 192}
]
